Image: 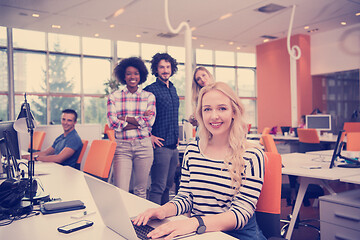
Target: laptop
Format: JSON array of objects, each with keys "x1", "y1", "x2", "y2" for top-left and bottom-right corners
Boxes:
[{"x1": 85, "y1": 175, "x2": 192, "y2": 240}]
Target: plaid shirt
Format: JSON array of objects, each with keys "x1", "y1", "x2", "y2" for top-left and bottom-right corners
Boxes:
[
  {"x1": 107, "y1": 87, "x2": 156, "y2": 140},
  {"x1": 144, "y1": 79, "x2": 179, "y2": 147}
]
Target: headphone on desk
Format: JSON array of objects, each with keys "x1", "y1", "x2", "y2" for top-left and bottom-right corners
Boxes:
[{"x1": 0, "y1": 178, "x2": 28, "y2": 208}]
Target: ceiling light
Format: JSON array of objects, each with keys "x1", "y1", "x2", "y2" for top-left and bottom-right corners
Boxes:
[
  {"x1": 236, "y1": 47, "x2": 241, "y2": 50},
  {"x1": 219, "y1": 13, "x2": 232, "y2": 21},
  {"x1": 136, "y1": 34, "x2": 141, "y2": 38},
  {"x1": 32, "y1": 13, "x2": 40, "y2": 18},
  {"x1": 356, "y1": 12, "x2": 360, "y2": 16},
  {"x1": 307, "y1": 28, "x2": 319, "y2": 33},
  {"x1": 200, "y1": 44, "x2": 204, "y2": 48},
  {"x1": 51, "y1": 25, "x2": 61, "y2": 29},
  {"x1": 94, "y1": 33, "x2": 100, "y2": 37},
  {"x1": 109, "y1": 24, "x2": 115, "y2": 28},
  {"x1": 341, "y1": 21, "x2": 347, "y2": 26},
  {"x1": 192, "y1": 36, "x2": 197, "y2": 40},
  {"x1": 304, "y1": 26, "x2": 309, "y2": 30},
  {"x1": 229, "y1": 41, "x2": 234, "y2": 45},
  {"x1": 113, "y1": 8, "x2": 125, "y2": 18},
  {"x1": 191, "y1": 27, "x2": 196, "y2": 31},
  {"x1": 263, "y1": 39, "x2": 269, "y2": 43}
]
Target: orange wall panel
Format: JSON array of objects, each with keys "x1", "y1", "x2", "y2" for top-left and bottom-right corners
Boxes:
[{"x1": 256, "y1": 34, "x2": 311, "y2": 132}]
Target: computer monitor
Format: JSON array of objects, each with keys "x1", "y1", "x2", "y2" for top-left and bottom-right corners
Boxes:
[
  {"x1": 329, "y1": 130, "x2": 344, "y2": 168},
  {"x1": 0, "y1": 121, "x2": 21, "y2": 160},
  {"x1": 178, "y1": 124, "x2": 186, "y2": 144},
  {"x1": 306, "y1": 114, "x2": 331, "y2": 131}
]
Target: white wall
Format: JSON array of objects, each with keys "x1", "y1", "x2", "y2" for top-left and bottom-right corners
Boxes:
[{"x1": 311, "y1": 23, "x2": 360, "y2": 75}]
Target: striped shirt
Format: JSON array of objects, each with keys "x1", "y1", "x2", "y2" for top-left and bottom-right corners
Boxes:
[
  {"x1": 107, "y1": 87, "x2": 156, "y2": 140},
  {"x1": 170, "y1": 141, "x2": 264, "y2": 230}
]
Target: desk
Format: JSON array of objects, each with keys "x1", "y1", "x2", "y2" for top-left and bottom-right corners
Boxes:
[
  {"x1": 281, "y1": 153, "x2": 360, "y2": 240},
  {"x1": 247, "y1": 133, "x2": 338, "y2": 143},
  {"x1": 0, "y1": 162, "x2": 235, "y2": 240}
]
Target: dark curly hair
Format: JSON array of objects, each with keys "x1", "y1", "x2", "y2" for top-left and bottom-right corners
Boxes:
[
  {"x1": 150, "y1": 53, "x2": 178, "y2": 78},
  {"x1": 113, "y1": 57, "x2": 148, "y2": 85}
]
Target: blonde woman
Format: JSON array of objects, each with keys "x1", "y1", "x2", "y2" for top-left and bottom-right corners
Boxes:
[
  {"x1": 133, "y1": 82, "x2": 265, "y2": 240},
  {"x1": 189, "y1": 66, "x2": 214, "y2": 126}
]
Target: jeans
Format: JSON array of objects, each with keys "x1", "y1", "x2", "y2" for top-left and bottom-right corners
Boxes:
[
  {"x1": 113, "y1": 137, "x2": 153, "y2": 199},
  {"x1": 224, "y1": 215, "x2": 266, "y2": 240},
  {"x1": 148, "y1": 147, "x2": 179, "y2": 205}
]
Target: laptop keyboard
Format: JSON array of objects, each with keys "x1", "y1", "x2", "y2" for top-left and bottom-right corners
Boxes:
[{"x1": 132, "y1": 223, "x2": 154, "y2": 240}]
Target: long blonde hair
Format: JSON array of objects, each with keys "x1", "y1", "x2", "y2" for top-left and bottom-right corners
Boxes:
[
  {"x1": 195, "y1": 82, "x2": 250, "y2": 191},
  {"x1": 191, "y1": 67, "x2": 214, "y2": 108}
]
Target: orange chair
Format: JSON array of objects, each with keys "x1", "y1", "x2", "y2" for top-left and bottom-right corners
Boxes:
[
  {"x1": 83, "y1": 140, "x2": 116, "y2": 180},
  {"x1": 106, "y1": 129, "x2": 116, "y2": 142},
  {"x1": 297, "y1": 128, "x2": 321, "y2": 153},
  {"x1": 259, "y1": 127, "x2": 271, "y2": 145},
  {"x1": 28, "y1": 131, "x2": 46, "y2": 152},
  {"x1": 261, "y1": 134, "x2": 278, "y2": 154},
  {"x1": 343, "y1": 122, "x2": 360, "y2": 132},
  {"x1": 75, "y1": 140, "x2": 88, "y2": 170},
  {"x1": 256, "y1": 152, "x2": 282, "y2": 238},
  {"x1": 346, "y1": 132, "x2": 360, "y2": 151}
]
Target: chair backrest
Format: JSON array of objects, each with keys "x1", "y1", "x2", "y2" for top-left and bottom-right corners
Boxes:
[
  {"x1": 343, "y1": 122, "x2": 360, "y2": 132},
  {"x1": 75, "y1": 140, "x2": 88, "y2": 170},
  {"x1": 297, "y1": 128, "x2": 320, "y2": 143},
  {"x1": 104, "y1": 123, "x2": 111, "y2": 134},
  {"x1": 259, "y1": 127, "x2": 271, "y2": 145},
  {"x1": 28, "y1": 131, "x2": 46, "y2": 152},
  {"x1": 346, "y1": 132, "x2": 360, "y2": 151},
  {"x1": 261, "y1": 134, "x2": 278, "y2": 154},
  {"x1": 106, "y1": 129, "x2": 116, "y2": 142},
  {"x1": 256, "y1": 152, "x2": 282, "y2": 238},
  {"x1": 83, "y1": 140, "x2": 116, "y2": 180}
]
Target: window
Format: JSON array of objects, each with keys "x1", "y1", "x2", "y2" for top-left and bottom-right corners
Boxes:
[
  {"x1": 237, "y1": 52, "x2": 256, "y2": 67},
  {"x1": 117, "y1": 41, "x2": 140, "y2": 58},
  {"x1": 13, "y1": 29, "x2": 45, "y2": 50},
  {"x1": 241, "y1": 99, "x2": 256, "y2": 127},
  {"x1": 0, "y1": 95, "x2": 8, "y2": 121},
  {"x1": 0, "y1": 49, "x2": 7, "y2": 91},
  {"x1": 15, "y1": 95, "x2": 47, "y2": 125},
  {"x1": 237, "y1": 68, "x2": 256, "y2": 97},
  {"x1": 50, "y1": 96, "x2": 80, "y2": 124},
  {"x1": 167, "y1": 46, "x2": 185, "y2": 63},
  {"x1": 83, "y1": 57, "x2": 111, "y2": 94},
  {"x1": 0, "y1": 26, "x2": 6, "y2": 47},
  {"x1": 84, "y1": 97, "x2": 107, "y2": 124},
  {"x1": 14, "y1": 51, "x2": 46, "y2": 93},
  {"x1": 215, "y1": 50, "x2": 235, "y2": 66},
  {"x1": 49, "y1": 54, "x2": 81, "y2": 93},
  {"x1": 141, "y1": 43, "x2": 166, "y2": 60},
  {"x1": 48, "y1": 33, "x2": 80, "y2": 54},
  {"x1": 196, "y1": 49, "x2": 213, "y2": 65},
  {"x1": 83, "y1": 37, "x2": 111, "y2": 57},
  {"x1": 215, "y1": 67, "x2": 236, "y2": 90}
]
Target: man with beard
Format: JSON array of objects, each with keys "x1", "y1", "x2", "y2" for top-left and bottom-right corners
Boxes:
[{"x1": 144, "y1": 53, "x2": 179, "y2": 205}]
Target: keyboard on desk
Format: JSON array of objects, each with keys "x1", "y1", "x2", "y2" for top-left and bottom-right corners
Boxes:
[{"x1": 132, "y1": 222, "x2": 154, "y2": 240}]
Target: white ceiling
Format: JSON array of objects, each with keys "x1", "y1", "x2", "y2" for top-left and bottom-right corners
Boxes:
[{"x1": 0, "y1": 0, "x2": 359, "y2": 53}]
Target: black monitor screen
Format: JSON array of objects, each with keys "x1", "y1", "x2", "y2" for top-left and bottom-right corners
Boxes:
[
  {"x1": 329, "y1": 130, "x2": 344, "y2": 169},
  {"x1": 306, "y1": 114, "x2": 331, "y2": 131},
  {"x1": 0, "y1": 121, "x2": 21, "y2": 160}
]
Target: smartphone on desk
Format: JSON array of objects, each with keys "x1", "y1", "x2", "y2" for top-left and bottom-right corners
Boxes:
[{"x1": 57, "y1": 220, "x2": 94, "y2": 234}]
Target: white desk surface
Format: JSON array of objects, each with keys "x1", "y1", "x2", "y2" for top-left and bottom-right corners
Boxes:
[
  {"x1": 247, "y1": 133, "x2": 338, "y2": 143},
  {"x1": 0, "y1": 162, "x2": 235, "y2": 240},
  {"x1": 340, "y1": 175, "x2": 360, "y2": 184},
  {"x1": 281, "y1": 153, "x2": 360, "y2": 180}
]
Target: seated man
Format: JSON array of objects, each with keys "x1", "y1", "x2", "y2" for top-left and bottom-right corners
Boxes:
[{"x1": 22, "y1": 109, "x2": 83, "y2": 168}]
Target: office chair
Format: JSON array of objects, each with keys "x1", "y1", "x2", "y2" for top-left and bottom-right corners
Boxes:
[
  {"x1": 256, "y1": 152, "x2": 282, "y2": 239},
  {"x1": 346, "y1": 132, "x2": 360, "y2": 151},
  {"x1": 297, "y1": 128, "x2": 321, "y2": 153},
  {"x1": 103, "y1": 124, "x2": 111, "y2": 139},
  {"x1": 82, "y1": 140, "x2": 116, "y2": 181},
  {"x1": 106, "y1": 129, "x2": 116, "y2": 142},
  {"x1": 261, "y1": 134, "x2": 279, "y2": 154},
  {"x1": 259, "y1": 127, "x2": 270, "y2": 145},
  {"x1": 28, "y1": 131, "x2": 46, "y2": 153},
  {"x1": 74, "y1": 140, "x2": 88, "y2": 170}
]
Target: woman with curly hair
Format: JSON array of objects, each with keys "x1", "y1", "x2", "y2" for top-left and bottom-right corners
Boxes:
[
  {"x1": 133, "y1": 82, "x2": 265, "y2": 240},
  {"x1": 107, "y1": 57, "x2": 156, "y2": 199}
]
